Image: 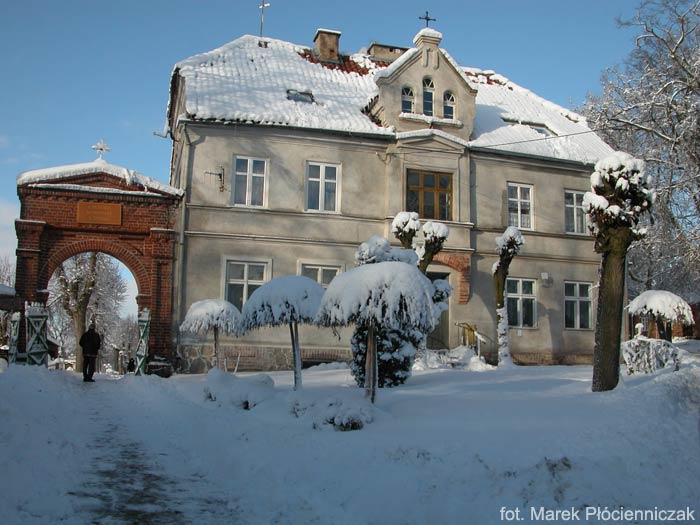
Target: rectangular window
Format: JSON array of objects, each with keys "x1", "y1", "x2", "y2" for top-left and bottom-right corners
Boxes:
[
  {"x1": 506, "y1": 278, "x2": 536, "y2": 328},
  {"x1": 306, "y1": 162, "x2": 340, "y2": 212},
  {"x1": 224, "y1": 260, "x2": 267, "y2": 311},
  {"x1": 565, "y1": 190, "x2": 587, "y2": 234},
  {"x1": 564, "y1": 281, "x2": 592, "y2": 329},
  {"x1": 507, "y1": 183, "x2": 533, "y2": 230},
  {"x1": 232, "y1": 157, "x2": 266, "y2": 207},
  {"x1": 300, "y1": 263, "x2": 341, "y2": 288},
  {"x1": 406, "y1": 169, "x2": 452, "y2": 220}
]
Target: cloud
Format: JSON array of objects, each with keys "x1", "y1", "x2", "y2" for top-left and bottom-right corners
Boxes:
[{"x1": 0, "y1": 198, "x2": 19, "y2": 260}]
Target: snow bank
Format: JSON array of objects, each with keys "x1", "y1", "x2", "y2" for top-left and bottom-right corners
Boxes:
[
  {"x1": 627, "y1": 290, "x2": 694, "y2": 325},
  {"x1": 204, "y1": 368, "x2": 275, "y2": 409},
  {"x1": 240, "y1": 275, "x2": 324, "y2": 331},
  {"x1": 179, "y1": 299, "x2": 241, "y2": 334}
]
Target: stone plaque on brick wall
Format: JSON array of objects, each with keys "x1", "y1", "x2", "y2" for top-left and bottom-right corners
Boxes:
[{"x1": 77, "y1": 202, "x2": 122, "y2": 225}]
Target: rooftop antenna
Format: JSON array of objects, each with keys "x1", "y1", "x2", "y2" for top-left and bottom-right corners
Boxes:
[
  {"x1": 92, "y1": 139, "x2": 111, "y2": 160},
  {"x1": 259, "y1": 0, "x2": 271, "y2": 39},
  {"x1": 419, "y1": 11, "x2": 436, "y2": 27}
]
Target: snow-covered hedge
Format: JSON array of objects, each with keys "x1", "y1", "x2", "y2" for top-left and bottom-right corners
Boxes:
[
  {"x1": 355, "y1": 236, "x2": 418, "y2": 266},
  {"x1": 627, "y1": 290, "x2": 694, "y2": 325},
  {"x1": 621, "y1": 337, "x2": 680, "y2": 375}
]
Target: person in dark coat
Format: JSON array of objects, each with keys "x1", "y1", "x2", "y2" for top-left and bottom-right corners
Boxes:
[
  {"x1": 126, "y1": 358, "x2": 136, "y2": 373},
  {"x1": 79, "y1": 323, "x2": 101, "y2": 382}
]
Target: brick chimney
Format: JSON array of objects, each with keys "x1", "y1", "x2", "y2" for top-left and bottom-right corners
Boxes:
[{"x1": 314, "y1": 28, "x2": 341, "y2": 62}]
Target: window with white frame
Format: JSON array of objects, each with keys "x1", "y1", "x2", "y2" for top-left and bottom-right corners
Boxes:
[
  {"x1": 224, "y1": 260, "x2": 267, "y2": 312},
  {"x1": 422, "y1": 77, "x2": 434, "y2": 116},
  {"x1": 565, "y1": 190, "x2": 587, "y2": 234},
  {"x1": 300, "y1": 263, "x2": 341, "y2": 288},
  {"x1": 564, "y1": 281, "x2": 592, "y2": 329},
  {"x1": 506, "y1": 278, "x2": 536, "y2": 328},
  {"x1": 401, "y1": 86, "x2": 414, "y2": 113},
  {"x1": 232, "y1": 157, "x2": 266, "y2": 207},
  {"x1": 443, "y1": 91, "x2": 455, "y2": 119},
  {"x1": 306, "y1": 162, "x2": 340, "y2": 212},
  {"x1": 507, "y1": 183, "x2": 533, "y2": 229}
]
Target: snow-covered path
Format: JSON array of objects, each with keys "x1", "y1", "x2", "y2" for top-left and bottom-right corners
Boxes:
[{"x1": 2, "y1": 351, "x2": 700, "y2": 525}]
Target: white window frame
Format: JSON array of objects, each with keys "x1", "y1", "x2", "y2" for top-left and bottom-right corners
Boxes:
[
  {"x1": 564, "y1": 190, "x2": 587, "y2": 234},
  {"x1": 305, "y1": 161, "x2": 341, "y2": 213},
  {"x1": 422, "y1": 77, "x2": 434, "y2": 116},
  {"x1": 507, "y1": 182, "x2": 534, "y2": 230},
  {"x1": 298, "y1": 261, "x2": 344, "y2": 288},
  {"x1": 232, "y1": 156, "x2": 268, "y2": 208},
  {"x1": 401, "y1": 86, "x2": 414, "y2": 113},
  {"x1": 564, "y1": 281, "x2": 593, "y2": 330},
  {"x1": 506, "y1": 278, "x2": 537, "y2": 328},
  {"x1": 443, "y1": 91, "x2": 455, "y2": 119},
  {"x1": 221, "y1": 257, "x2": 271, "y2": 311}
]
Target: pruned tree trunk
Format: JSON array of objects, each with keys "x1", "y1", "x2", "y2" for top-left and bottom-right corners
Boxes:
[
  {"x1": 592, "y1": 248, "x2": 627, "y2": 392},
  {"x1": 365, "y1": 323, "x2": 378, "y2": 403},
  {"x1": 655, "y1": 317, "x2": 672, "y2": 342},
  {"x1": 493, "y1": 261, "x2": 514, "y2": 366},
  {"x1": 213, "y1": 326, "x2": 219, "y2": 369},
  {"x1": 290, "y1": 321, "x2": 302, "y2": 390}
]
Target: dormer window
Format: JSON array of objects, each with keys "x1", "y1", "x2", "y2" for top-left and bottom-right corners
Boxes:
[
  {"x1": 287, "y1": 89, "x2": 315, "y2": 103},
  {"x1": 401, "y1": 87, "x2": 414, "y2": 113},
  {"x1": 443, "y1": 91, "x2": 455, "y2": 119},
  {"x1": 422, "y1": 77, "x2": 434, "y2": 116}
]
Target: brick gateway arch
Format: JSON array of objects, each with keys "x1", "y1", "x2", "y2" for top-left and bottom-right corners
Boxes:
[{"x1": 14, "y1": 157, "x2": 182, "y2": 362}]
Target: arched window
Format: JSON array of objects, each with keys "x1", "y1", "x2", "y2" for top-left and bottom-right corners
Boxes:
[
  {"x1": 422, "y1": 78, "x2": 434, "y2": 116},
  {"x1": 443, "y1": 91, "x2": 455, "y2": 119},
  {"x1": 401, "y1": 87, "x2": 414, "y2": 113}
]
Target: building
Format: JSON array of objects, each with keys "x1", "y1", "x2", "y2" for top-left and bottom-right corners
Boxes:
[{"x1": 166, "y1": 27, "x2": 613, "y2": 371}]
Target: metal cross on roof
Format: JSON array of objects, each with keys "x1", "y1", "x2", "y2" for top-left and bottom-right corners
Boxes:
[
  {"x1": 91, "y1": 139, "x2": 111, "y2": 160},
  {"x1": 259, "y1": 0, "x2": 271, "y2": 39},
  {"x1": 419, "y1": 11, "x2": 436, "y2": 27}
]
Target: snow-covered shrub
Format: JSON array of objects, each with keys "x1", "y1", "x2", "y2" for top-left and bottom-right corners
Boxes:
[
  {"x1": 355, "y1": 235, "x2": 418, "y2": 266},
  {"x1": 203, "y1": 368, "x2": 274, "y2": 409},
  {"x1": 350, "y1": 326, "x2": 424, "y2": 387},
  {"x1": 391, "y1": 211, "x2": 421, "y2": 249},
  {"x1": 316, "y1": 261, "x2": 437, "y2": 402},
  {"x1": 628, "y1": 290, "x2": 694, "y2": 326},
  {"x1": 180, "y1": 299, "x2": 241, "y2": 370},
  {"x1": 313, "y1": 396, "x2": 374, "y2": 431},
  {"x1": 240, "y1": 275, "x2": 324, "y2": 390},
  {"x1": 621, "y1": 337, "x2": 680, "y2": 375}
]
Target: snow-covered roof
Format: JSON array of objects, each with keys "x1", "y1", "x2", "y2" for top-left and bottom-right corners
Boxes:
[
  {"x1": 465, "y1": 68, "x2": 612, "y2": 163},
  {"x1": 17, "y1": 159, "x2": 183, "y2": 197},
  {"x1": 0, "y1": 284, "x2": 15, "y2": 296},
  {"x1": 172, "y1": 33, "x2": 613, "y2": 164}
]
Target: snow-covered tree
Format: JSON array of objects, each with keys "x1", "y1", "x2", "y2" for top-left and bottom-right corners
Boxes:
[
  {"x1": 316, "y1": 261, "x2": 437, "y2": 403},
  {"x1": 0, "y1": 255, "x2": 15, "y2": 346},
  {"x1": 582, "y1": 0, "x2": 700, "y2": 296},
  {"x1": 180, "y1": 299, "x2": 241, "y2": 370},
  {"x1": 47, "y1": 252, "x2": 127, "y2": 371},
  {"x1": 584, "y1": 152, "x2": 655, "y2": 392},
  {"x1": 239, "y1": 275, "x2": 324, "y2": 390},
  {"x1": 350, "y1": 213, "x2": 450, "y2": 388},
  {"x1": 492, "y1": 226, "x2": 524, "y2": 366},
  {"x1": 627, "y1": 289, "x2": 694, "y2": 341}
]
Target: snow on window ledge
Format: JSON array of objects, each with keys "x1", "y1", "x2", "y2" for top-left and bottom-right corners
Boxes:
[{"x1": 399, "y1": 112, "x2": 463, "y2": 127}]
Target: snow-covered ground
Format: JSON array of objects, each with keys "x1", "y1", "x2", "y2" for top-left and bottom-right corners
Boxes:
[{"x1": 1, "y1": 352, "x2": 699, "y2": 524}]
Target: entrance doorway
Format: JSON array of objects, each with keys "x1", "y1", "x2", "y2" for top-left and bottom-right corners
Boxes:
[{"x1": 427, "y1": 271, "x2": 450, "y2": 349}]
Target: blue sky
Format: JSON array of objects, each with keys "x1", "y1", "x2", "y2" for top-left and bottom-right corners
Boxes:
[{"x1": 0, "y1": 0, "x2": 639, "y2": 312}]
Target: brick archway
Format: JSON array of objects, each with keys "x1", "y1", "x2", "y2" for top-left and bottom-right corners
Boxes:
[
  {"x1": 14, "y1": 160, "x2": 182, "y2": 361},
  {"x1": 432, "y1": 252, "x2": 472, "y2": 303}
]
